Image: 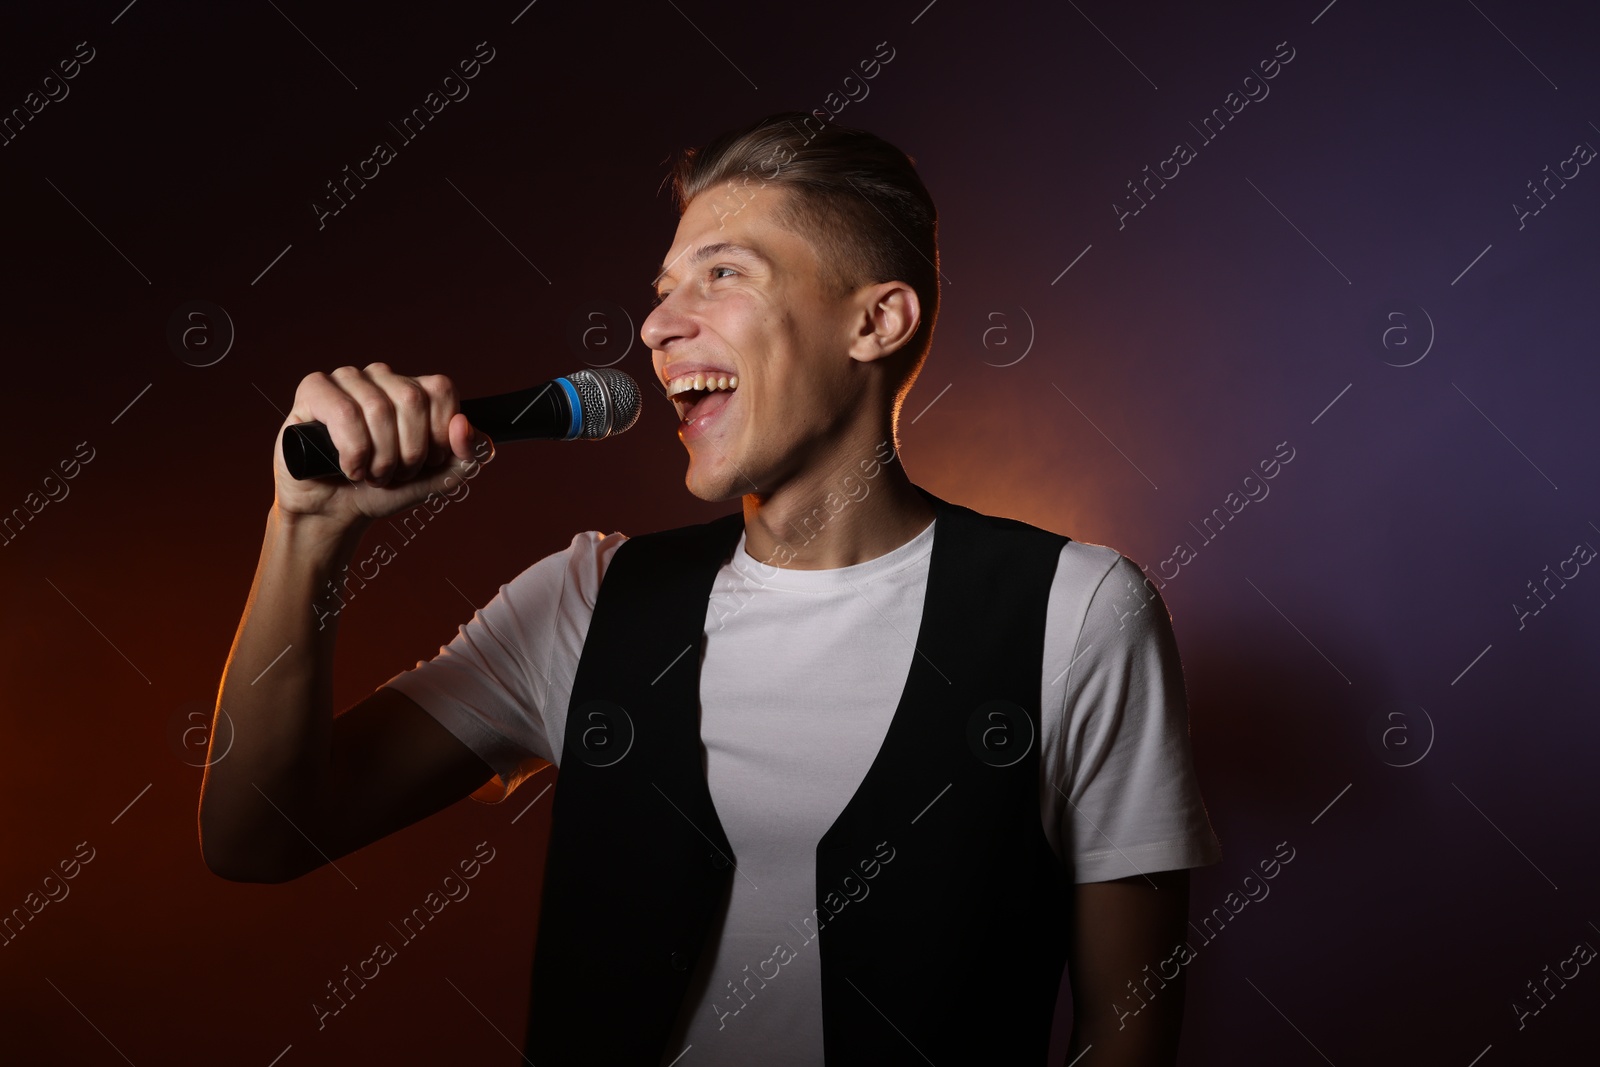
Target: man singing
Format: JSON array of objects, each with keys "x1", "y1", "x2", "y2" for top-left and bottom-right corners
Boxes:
[{"x1": 200, "y1": 110, "x2": 1221, "y2": 1065}]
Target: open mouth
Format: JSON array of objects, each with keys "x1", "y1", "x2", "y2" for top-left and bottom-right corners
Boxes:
[{"x1": 666, "y1": 372, "x2": 739, "y2": 424}]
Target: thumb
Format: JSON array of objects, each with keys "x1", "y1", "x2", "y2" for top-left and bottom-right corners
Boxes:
[
  {"x1": 414, "y1": 413, "x2": 494, "y2": 498},
  {"x1": 447, "y1": 411, "x2": 495, "y2": 472}
]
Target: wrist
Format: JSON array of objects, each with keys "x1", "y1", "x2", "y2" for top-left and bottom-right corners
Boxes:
[{"x1": 269, "y1": 501, "x2": 372, "y2": 557}]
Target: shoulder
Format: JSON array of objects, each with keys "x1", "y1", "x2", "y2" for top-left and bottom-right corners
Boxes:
[
  {"x1": 1052, "y1": 538, "x2": 1124, "y2": 592},
  {"x1": 557, "y1": 529, "x2": 629, "y2": 605},
  {"x1": 600, "y1": 510, "x2": 743, "y2": 572},
  {"x1": 931, "y1": 498, "x2": 1072, "y2": 590},
  {"x1": 1047, "y1": 542, "x2": 1179, "y2": 660},
  {"x1": 490, "y1": 530, "x2": 629, "y2": 617},
  {"x1": 936, "y1": 494, "x2": 1167, "y2": 632},
  {"x1": 940, "y1": 497, "x2": 1069, "y2": 549}
]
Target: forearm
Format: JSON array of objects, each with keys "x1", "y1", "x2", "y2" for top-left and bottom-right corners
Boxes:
[
  {"x1": 199, "y1": 502, "x2": 371, "y2": 881},
  {"x1": 1064, "y1": 870, "x2": 1192, "y2": 1066}
]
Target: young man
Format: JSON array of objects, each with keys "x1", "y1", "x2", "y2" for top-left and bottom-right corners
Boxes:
[{"x1": 200, "y1": 112, "x2": 1221, "y2": 1065}]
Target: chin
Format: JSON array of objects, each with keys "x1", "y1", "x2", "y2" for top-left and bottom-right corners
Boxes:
[
  {"x1": 682, "y1": 461, "x2": 751, "y2": 503},
  {"x1": 684, "y1": 477, "x2": 746, "y2": 504}
]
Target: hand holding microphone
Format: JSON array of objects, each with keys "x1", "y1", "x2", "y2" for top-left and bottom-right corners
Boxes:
[{"x1": 272, "y1": 363, "x2": 641, "y2": 527}]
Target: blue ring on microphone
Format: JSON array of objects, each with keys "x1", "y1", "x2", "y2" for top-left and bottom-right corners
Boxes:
[{"x1": 555, "y1": 376, "x2": 582, "y2": 439}]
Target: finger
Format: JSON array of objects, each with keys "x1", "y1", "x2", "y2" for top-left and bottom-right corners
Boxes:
[
  {"x1": 414, "y1": 373, "x2": 460, "y2": 470},
  {"x1": 367, "y1": 363, "x2": 432, "y2": 483},
  {"x1": 290, "y1": 369, "x2": 372, "y2": 483},
  {"x1": 331, "y1": 363, "x2": 399, "y2": 485}
]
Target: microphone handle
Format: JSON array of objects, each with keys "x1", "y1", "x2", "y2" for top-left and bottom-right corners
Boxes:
[{"x1": 282, "y1": 379, "x2": 581, "y2": 481}]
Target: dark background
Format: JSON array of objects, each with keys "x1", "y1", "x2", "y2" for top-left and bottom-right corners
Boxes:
[{"x1": 2, "y1": 0, "x2": 1597, "y2": 1063}]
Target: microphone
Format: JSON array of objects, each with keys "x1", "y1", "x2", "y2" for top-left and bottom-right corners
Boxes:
[{"x1": 282, "y1": 368, "x2": 643, "y2": 480}]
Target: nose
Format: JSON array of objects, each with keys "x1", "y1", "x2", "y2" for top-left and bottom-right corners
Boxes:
[{"x1": 641, "y1": 291, "x2": 694, "y2": 355}]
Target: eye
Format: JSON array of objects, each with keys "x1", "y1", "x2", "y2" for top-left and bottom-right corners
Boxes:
[{"x1": 652, "y1": 266, "x2": 738, "y2": 307}]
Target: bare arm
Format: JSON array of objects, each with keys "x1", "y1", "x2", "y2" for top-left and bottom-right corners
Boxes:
[
  {"x1": 198, "y1": 363, "x2": 499, "y2": 882},
  {"x1": 1064, "y1": 868, "x2": 1192, "y2": 1066}
]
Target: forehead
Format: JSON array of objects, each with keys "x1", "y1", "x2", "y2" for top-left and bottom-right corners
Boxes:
[{"x1": 654, "y1": 182, "x2": 816, "y2": 285}]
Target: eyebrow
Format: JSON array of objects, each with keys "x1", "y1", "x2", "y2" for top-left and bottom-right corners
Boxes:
[{"x1": 650, "y1": 241, "x2": 770, "y2": 293}]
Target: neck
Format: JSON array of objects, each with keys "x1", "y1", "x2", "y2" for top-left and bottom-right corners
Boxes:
[{"x1": 740, "y1": 434, "x2": 936, "y2": 570}]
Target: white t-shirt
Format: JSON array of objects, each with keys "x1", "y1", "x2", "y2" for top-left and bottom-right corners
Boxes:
[{"x1": 383, "y1": 515, "x2": 1222, "y2": 1066}]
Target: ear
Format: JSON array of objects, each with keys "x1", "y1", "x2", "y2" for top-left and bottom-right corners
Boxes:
[{"x1": 846, "y1": 281, "x2": 920, "y2": 364}]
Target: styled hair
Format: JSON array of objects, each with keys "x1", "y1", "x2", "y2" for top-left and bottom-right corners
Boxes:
[{"x1": 667, "y1": 111, "x2": 939, "y2": 414}]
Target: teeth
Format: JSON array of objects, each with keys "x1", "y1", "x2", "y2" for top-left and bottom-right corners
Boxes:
[
  {"x1": 665, "y1": 373, "x2": 739, "y2": 397},
  {"x1": 665, "y1": 372, "x2": 740, "y2": 422}
]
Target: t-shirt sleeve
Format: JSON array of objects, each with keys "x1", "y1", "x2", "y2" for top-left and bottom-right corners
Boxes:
[
  {"x1": 379, "y1": 529, "x2": 626, "y2": 804},
  {"x1": 1051, "y1": 552, "x2": 1223, "y2": 883}
]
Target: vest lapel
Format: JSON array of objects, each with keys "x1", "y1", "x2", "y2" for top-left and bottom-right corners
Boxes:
[
  {"x1": 524, "y1": 508, "x2": 745, "y2": 1065},
  {"x1": 814, "y1": 485, "x2": 1072, "y2": 1063}
]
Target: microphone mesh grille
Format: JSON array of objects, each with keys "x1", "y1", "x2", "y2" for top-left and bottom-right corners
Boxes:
[{"x1": 568, "y1": 368, "x2": 642, "y2": 439}]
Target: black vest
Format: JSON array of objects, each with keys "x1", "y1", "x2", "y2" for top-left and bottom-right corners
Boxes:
[{"x1": 524, "y1": 486, "x2": 1073, "y2": 1064}]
